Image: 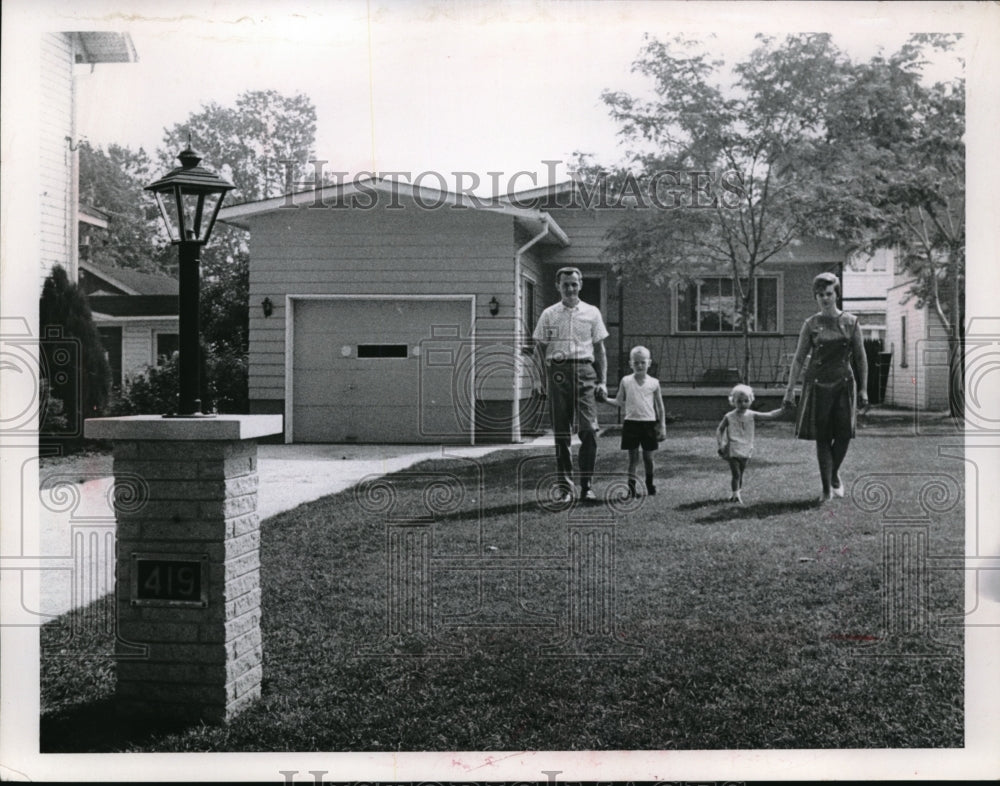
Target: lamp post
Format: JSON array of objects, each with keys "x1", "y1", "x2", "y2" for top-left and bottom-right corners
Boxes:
[{"x1": 145, "y1": 146, "x2": 235, "y2": 416}]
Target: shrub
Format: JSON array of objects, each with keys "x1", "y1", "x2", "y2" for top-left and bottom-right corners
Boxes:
[
  {"x1": 39, "y1": 265, "x2": 111, "y2": 450},
  {"x1": 109, "y1": 342, "x2": 248, "y2": 416}
]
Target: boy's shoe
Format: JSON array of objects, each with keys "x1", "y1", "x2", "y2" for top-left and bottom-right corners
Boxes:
[{"x1": 645, "y1": 482, "x2": 657, "y2": 496}]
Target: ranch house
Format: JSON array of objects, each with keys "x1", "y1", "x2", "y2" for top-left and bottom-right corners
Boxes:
[{"x1": 219, "y1": 179, "x2": 843, "y2": 444}]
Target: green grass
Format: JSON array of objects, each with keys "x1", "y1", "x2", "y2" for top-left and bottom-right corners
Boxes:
[{"x1": 40, "y1": 421, "x2": 965, "y2": 751}]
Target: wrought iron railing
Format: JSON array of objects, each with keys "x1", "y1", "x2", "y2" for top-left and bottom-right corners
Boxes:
[{"x1": 619, "y1": 334, "x2": 800, "y2": 387}]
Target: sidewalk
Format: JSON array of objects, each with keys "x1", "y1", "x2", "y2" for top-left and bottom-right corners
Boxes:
[{"x1": 34, "y1": 436, "x2": 557, "y2": 619}]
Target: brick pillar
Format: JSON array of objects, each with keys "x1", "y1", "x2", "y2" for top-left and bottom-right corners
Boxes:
[{"x1": 84, "y1": 415, "x2": 282, "y2": 724}]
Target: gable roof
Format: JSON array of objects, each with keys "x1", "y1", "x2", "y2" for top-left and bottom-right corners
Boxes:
[
  {"x1": 218, "y1": 176, "x2": 570, "y2": 247},
  {"x1": 80, "y1": 261, "x2": 177, "y2": 296}
]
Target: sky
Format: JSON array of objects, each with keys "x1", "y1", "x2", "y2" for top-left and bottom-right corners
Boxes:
[{"x1": 66, "y1": 0, "x2": 969, "y2": 195}]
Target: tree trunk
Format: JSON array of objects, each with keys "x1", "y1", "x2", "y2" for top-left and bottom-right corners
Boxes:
[{"x1": 948, "y1": 332, "x2": 964, "y2": 419}]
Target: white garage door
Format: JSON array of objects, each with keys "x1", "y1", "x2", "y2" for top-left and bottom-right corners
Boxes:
[{"x1": 292, "y1": 297, "x2": 474, "y2": 443}]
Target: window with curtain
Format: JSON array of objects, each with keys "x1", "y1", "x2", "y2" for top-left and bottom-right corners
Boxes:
[{"x1": 675, "y1": 276, "x2": 779, "y2": 333}]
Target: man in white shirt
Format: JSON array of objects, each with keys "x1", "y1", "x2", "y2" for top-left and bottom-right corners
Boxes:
[{"x1": 532, "y1": 266, "x2": 609, "y2": 503}]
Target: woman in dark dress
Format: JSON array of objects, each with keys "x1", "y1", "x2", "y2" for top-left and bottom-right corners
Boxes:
[{"x1": 782, "y1": 272, "x2": 869, "y2": 503}]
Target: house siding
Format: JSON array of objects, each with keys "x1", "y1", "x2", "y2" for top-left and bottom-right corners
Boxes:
[
  {"x1": 536, "y1": 206, "x2": 842, "y2": 386},
  {"x1": 246, "y1": 202, "x2": 519, "y2": 406},
  {"x1": 884, "y1": 284, "x2": 951, "y2": 411},
  {"x1": 40, "y1": 33, "x2": 75, "y2": 286},
  {"x1": 97, "y1": 319, "x2": 180, "y2": 383}
]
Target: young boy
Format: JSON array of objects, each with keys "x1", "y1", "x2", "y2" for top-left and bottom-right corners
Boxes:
[{"x1": 607, "y1": 346, "x2": 667, "y2": 497}]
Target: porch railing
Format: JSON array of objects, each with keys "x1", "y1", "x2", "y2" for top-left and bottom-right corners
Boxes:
[{"x1": 619, "y1": 334, "x2": 800, "y2": 387}]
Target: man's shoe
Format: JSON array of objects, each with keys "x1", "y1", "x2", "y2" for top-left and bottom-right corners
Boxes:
[
  {"x1": 646, "y1": 482, "x2": 657, "y2": 496},
  {"x1": 832, "y1": 478, "x2": 845, "y2": 498},
  {"x1": 581, "y1": 487, "x2": 598, "y2": 504}
]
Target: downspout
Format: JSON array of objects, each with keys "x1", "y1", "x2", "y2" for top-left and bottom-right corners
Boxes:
[
  {"x1": 69, "y1": 36, "x2": 80, "y2": 282},
  {"x1": 512, "y1": 215, "x2": 550, "y2": 442}
]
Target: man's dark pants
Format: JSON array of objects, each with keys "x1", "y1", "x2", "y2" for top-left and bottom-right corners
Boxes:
[{"x1": 547, "y1": 359, "x2": 600, "y2": 494}]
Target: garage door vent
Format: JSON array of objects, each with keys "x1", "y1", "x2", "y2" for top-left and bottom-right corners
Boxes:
[{"x1": 357, "y1": 344, "x2": 408, "y2": 358}]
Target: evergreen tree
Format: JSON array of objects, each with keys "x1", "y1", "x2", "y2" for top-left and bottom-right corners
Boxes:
[{"x1": 39, "y1": 265, "x2": 111, "y2": 442}]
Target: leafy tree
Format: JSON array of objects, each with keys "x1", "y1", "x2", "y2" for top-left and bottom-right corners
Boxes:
[
  {"x1": 108, "y1": 341, "x2": 247, "y2": 416},
  {"x1": 820, "y1": 34, "x2": 964, "y2": 415},
  {"x1": 92, "y1": 89, "x2": 319, "y2": 414},
  {"x1": 159, "y1": 88, "x2": 317, "y2": 204},
  {"x1": 78, "y1": 141, "x2": 171, "y2": 273},
  {"x1": 39, "y1": 265, "x2": 111, "y2": 444},
  {"x1": 158, "y1": 89, "x2": 318, "y2": 357},
  {"x1": 598, "y1": 34, "x2": 851, "y2": 383}
]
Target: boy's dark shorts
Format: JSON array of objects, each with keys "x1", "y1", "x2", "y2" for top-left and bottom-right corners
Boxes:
[{"x1": 621, "y1": 419, "x2": 659, "y2": 451}]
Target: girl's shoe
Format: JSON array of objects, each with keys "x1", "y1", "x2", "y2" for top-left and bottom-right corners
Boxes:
[{"x1": 734, "y1": 490, "x2": 743, "y2": 504}]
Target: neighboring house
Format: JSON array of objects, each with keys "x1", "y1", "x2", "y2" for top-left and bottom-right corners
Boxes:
[
  {"x1": 842, "y1": 247, "x2": 894, "y2": 343},
  {"x1": 39, "y1": 31, "x2": 136, "y2": 288},
  {"x1": 78, "y1": 261, "x2": 179, "y2": 390},
  {"x1": 219, "y1": 179, "x2": 845, "y2": 444},
  {"x1": 883, "y1": 277, "x2": 952, "y2": 412}
]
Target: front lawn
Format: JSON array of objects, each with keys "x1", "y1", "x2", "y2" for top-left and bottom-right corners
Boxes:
[{"x1": 41, "y1": 422, "x2": 965, "y2": 751}]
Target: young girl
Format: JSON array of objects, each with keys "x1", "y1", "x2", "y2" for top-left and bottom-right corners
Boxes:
[
  {"x1": 607, "y1": 346, "x2": 667, "y2": 497},
  {"x1": 716, "y1": 383, "x2": 783, "y2": 503}
]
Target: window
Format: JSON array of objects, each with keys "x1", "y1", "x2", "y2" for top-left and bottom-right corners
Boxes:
[
  {"x1": 522, "y1": 278, "x2": 536, "y2": 338},
  {"x1": 675, "y1": 276, "x2": 779, "y2": 333},
  {"x1": 97, "y1": 326, "x2": 122, "y2": 389},
  {"x1": 155, "y1": 333, "x2": 179, "y2": 365},
  {"x1": 357, "y1": 344, "x2": 408, "y2": 359},
  {"x1": 899, "y1": 316, "x2": 908, "y2": 368}
]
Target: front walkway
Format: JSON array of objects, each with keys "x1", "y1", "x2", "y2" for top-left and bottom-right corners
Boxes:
[{"x1": 33, "y1": 436, "x2": 560, "y2": 619}]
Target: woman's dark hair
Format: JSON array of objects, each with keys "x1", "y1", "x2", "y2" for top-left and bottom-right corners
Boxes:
[{"x1": 812, "y1": 271, "x2": 841, "y2": 297}]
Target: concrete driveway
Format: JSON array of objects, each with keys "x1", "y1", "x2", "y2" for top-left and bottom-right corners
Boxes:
[{"x1": 32, "y1": 436, "x2": 556, "y2": 619}]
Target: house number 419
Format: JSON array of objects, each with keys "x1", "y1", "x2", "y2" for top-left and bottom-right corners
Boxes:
[{"x1": 131, "y1": 555, "x2": 208, "y2": 607}]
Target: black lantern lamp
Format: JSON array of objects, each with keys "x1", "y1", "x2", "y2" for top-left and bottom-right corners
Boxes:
[
  {"x1": 488, "y1": 296, "x2": 500, "y2": 316},
  {"x1": 146, "y1": 146, "x2": 235, "y2": 416}
]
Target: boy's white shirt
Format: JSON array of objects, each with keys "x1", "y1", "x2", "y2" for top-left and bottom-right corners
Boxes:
[{"x1": 615, "y1": 373, "x2": 661, "y2": 421}]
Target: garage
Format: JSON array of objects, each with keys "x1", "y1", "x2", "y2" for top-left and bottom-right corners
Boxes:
[{"x1": 290, "y1": 296, "x2": 475, "y2": 443}]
